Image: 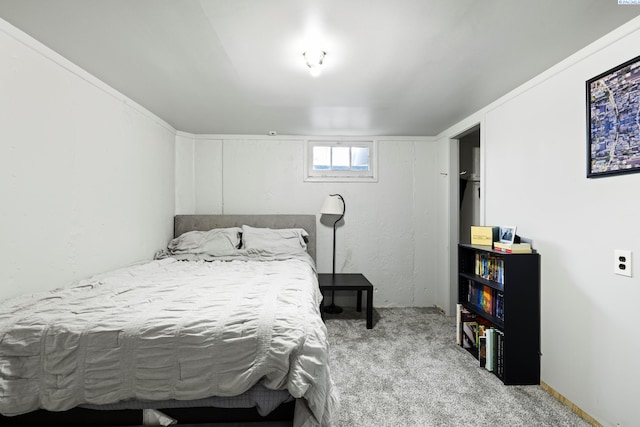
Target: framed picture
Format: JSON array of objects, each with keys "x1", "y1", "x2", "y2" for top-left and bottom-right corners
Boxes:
[
  {"x1": 499, "y1": 226, "x2": 516, "y2": 244},
  {"x1": 586, "y1": 54, "x2": 640, "y2": 178}
]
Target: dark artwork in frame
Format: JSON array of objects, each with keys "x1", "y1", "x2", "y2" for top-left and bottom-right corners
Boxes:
[{"x1": 586, "y1": 54, "x2": 640, "y2": 178}]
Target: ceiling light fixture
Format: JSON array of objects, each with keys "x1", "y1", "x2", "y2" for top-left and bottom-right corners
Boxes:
[{"x1": 303, "y1": 49, "x2": 326, "y2": 77}]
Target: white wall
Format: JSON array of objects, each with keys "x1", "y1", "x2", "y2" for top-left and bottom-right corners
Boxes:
[
  {"x1": 0, "y1": 19, "x2": 175, "y2": 300},
  {"x1": 175, "y1": 136, "x2": 439, "y2": 307},
  {"x1": 174, "y1": 133, "x2": 225, "y2": 214},
  {"x1": 437, "y1": 16, "x2": 640, "y2": 427}
]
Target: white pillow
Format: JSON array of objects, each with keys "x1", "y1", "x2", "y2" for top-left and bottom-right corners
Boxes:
[
  {"x1": 168, "y1": 227, "x2": 241, "y2": 256},
  {"x1": 241, "y1": 225, "x2": 308, "y2": 252}
]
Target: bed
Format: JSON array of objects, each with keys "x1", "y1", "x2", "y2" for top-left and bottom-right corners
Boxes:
[{"x1": 0, "y1": 215, "x2": 337, "y2": 426}]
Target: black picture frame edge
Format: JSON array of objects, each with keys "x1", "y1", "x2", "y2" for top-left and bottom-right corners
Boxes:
[{"x1": 586, "y1": 53, "x2": 640, "y2": 179}]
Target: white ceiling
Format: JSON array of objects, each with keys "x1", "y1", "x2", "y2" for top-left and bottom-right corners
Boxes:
[{"x1": 1, "y1": 0, "x2": 639, "y2": 136}]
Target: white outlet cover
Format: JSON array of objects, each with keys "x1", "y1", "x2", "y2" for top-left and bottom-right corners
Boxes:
[{"x1": 614, "y1": 249, "x2": 632, "y2": 277}]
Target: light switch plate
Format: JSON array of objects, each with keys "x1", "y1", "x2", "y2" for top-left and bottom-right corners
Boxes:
[{"x1": 614, "y1": 250, "x2": 632, "y2": 277}]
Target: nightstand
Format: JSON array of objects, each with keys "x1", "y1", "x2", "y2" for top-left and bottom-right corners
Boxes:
[{"x1": 317, "y1": 273, "x2": 374, "y2": 329}]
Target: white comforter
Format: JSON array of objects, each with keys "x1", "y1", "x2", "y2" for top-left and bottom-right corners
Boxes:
[{"x1": 0, "y1": 253, "x2": 338, "y2": 426}]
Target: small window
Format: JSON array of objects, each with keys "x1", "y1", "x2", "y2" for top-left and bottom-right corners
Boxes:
[{"x1": 305, "y1": 140, "x2": 377, "y2": 182}]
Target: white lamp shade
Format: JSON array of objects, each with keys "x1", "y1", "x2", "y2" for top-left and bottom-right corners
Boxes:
[{"x1": 321, "y1": 195, "x2": 344, "y2": 215}]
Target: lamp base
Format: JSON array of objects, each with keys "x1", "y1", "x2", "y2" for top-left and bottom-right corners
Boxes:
[{"x1": 324, "y1": 303, "x2": 343, "y2": 314}]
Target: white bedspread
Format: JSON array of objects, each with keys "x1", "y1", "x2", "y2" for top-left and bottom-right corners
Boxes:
[{"x1": 0, "y1": 253, "x2": 338, "y2": 426}]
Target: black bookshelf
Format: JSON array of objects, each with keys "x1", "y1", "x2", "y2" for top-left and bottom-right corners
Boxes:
[{"x1": 457, "y1": 243, "x2": 540, "y2": 385}]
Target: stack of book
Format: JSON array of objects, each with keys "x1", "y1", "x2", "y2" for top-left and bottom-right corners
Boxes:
[
  {"x1": 456, "y1": 304, "x2": 478, "y2": 349},
  {"x1": 493, "y1": 242, "x2": 533, "y2": 253},
  {"x1": 479, "y1": 327, "x2": 505, "y2": 378}
]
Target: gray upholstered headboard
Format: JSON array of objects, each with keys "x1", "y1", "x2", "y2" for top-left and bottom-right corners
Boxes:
[{"x1": 174, "y1": 215, "x2": 317, "y2": 262}]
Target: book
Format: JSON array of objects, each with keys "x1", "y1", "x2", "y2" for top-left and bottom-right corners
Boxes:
[
  {"x1": 493, "y1": 242, "x2": 532, "y2": 253},
  {"x1": 467, "y1": 281, "x2": 480, "y2": 307},
  {"x1": 462, "y1": 321, "x2": 477, "y2": 349},
  {"x1": 471, "y1": 226, "x2": 499, "y2": 246},
  {"x1": 475, "y1": 317, "x2": 492, "y2": 347},
  {"x1": 485, "y1": 328, "x2": 495, "y2": 372},
  {"x1": 494, "y1": 292, "x2": 505, "y2": 321},
  {"x1": 482, "y1": 285, "x2": 493, "y2": 315},
  {"x1": 495, "y1": 329, "x2": 505, "y2": 379},
  {"x1": 456, "y1": 304, "x2": 463, "y2": 345},
  {"x1": 496, "y1": 258, "x2": 504, "y2": 283},
  {"x1": 478, "y1": 335, "x2": 486, "y2": 368},
  {"x1": 458, "y1": 307, "x2": 476, "y2": 348},
  {"x1": 476, "y1": 323, "x2": 486, "y2": 348}
]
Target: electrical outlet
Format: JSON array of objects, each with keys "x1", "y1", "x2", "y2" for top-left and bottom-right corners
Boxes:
[{"x1": 614, "y1": 250, "x2": 632, "y2": 277}]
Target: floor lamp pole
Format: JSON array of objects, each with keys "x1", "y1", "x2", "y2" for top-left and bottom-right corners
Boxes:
[
  {"x1": 332, "y1": 219, "x2": 337, "y2": 276},
  {"x1": 325, "y1": 194, "x2": 345, "y2": 314}
]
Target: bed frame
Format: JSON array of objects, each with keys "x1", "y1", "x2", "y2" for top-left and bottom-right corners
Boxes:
[{"x1": 1, "y1": 215, "x2": 318, "y2": 426}]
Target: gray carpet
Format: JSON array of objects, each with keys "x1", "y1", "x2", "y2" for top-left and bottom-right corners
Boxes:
[{"x1": 324, "y1": 307, "x2": 590, "y2": 427}]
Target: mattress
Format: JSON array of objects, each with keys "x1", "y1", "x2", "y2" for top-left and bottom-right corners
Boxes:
[{"x1": 0, "y1": 252, "x2": 338, "y2": 426}]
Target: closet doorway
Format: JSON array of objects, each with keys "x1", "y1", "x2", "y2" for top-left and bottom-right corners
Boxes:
[
  {"x1": 445, "y1": 124, "x2": 481, "y2": 316},
  {"x1": 457, "y1": 126, "x2": 481, "y2": 244}
]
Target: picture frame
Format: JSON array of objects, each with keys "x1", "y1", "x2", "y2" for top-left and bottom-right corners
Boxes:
[
  {"x1": 586, "y1": 54, "x2": 640, "y2": 178},
  {"x1": 499, "y1": 226, "x2": 516, "y2": 244}
]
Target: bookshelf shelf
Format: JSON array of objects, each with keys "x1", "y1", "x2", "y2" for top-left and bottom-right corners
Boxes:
[
  {"x1": 457, "y1": 243, "x2": 540, "y2": 385},
  {"x1": 460, "y1": 301, "x2": 504, "y2": 329},
  {"x1": 459, "y1": 272, "x2": 504, "y2": 293}
]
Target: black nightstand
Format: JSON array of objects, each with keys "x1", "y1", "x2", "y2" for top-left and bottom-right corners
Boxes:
[{"x1": 317, "y1": 273, "x2": 374, "y2": 329}]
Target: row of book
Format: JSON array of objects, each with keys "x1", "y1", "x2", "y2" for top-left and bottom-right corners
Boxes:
[
  {"x1": 467, "y1": 281, "x2": 493, "y2": 315},
  {"x1": 474, "y1": 253, "x2": 504, "y2": 284},
  {"x1": 457, "y1": 304, "x2": 488, "y2": 349},
  {"x1": 479, "y1": 327, "x2": 505, "y2": 377},
  {"x1": 465, "y1": 280, "x2": 505, "y2": 321},
  {"x1": 456, "y1": 304, "x2": 505, "y2": 378}
]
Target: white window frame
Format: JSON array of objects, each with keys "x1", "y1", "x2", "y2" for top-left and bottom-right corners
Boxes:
[{"x1": 304, "y1": 139, "x2": 378, "y2": 182}]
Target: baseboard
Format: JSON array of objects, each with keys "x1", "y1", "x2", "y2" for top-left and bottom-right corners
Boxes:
[{"x1": 540, "y1": 381, "x2": 602, "y2": 427}]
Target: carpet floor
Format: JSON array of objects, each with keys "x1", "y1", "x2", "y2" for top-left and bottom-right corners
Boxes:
[{"x1": 324, "y1": 307, "x2": 590, "y2": 427}]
